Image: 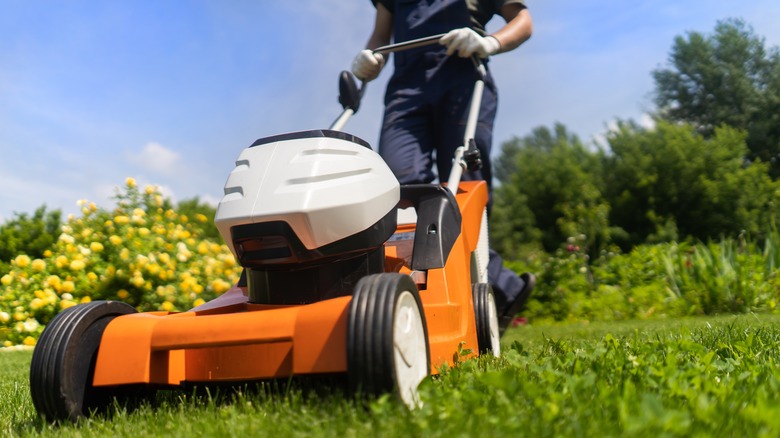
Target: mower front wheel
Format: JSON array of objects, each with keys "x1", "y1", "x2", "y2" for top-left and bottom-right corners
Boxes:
[
  {"x1": 30, "y1": 300, "x2": 138, "y2": 422},
  {"x1": 473, "y1": 283, "x2": 500, "y2": 356},
  {"x1": 347, "y1": 273, "x2": 430, "y2": 408}
]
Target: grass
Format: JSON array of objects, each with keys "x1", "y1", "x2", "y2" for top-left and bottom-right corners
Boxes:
[{"x1": 4, "y1": 314, "x2": 780, "y2": 437}]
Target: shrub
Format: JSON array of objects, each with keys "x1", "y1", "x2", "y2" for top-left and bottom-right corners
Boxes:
[{"x1": 0, "y1": 178, "x2": 242, "y2": 347}]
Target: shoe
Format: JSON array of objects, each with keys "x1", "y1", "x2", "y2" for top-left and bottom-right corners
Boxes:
[{"x1": 498, "y1": 272, "x2": 535, "y2": 337}]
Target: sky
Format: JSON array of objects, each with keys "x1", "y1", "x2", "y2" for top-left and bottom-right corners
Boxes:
[{"x1": 2, "y1": 1, "x2": 780, "y2": 223}]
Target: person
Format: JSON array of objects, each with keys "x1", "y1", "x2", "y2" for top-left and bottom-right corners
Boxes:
[{"x1": 351, "y1": 0, "x2": 535, "y2": 335}]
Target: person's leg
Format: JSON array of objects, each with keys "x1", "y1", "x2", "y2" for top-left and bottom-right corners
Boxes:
[
  {"x1": 379, "y1": 90, "x2": 436, "y2": 185},
  {"x1": 488, "y1": 250, "x2": 535, "y2": 335}
]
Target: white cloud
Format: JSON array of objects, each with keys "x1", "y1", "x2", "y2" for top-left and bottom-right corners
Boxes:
[{"x1": 127, "y1": 142, "x2": 180, "y2": 176}]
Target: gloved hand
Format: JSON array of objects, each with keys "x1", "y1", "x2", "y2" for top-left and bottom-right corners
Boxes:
[
  {"x1": 440, "y1": 28, "x2": 501, "y2": 58},
  {"x1": 351, "y1": 49, "x2": 385, "y2": 82}
]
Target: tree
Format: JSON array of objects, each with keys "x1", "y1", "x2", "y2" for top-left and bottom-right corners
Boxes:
[
  {"x1": 0, "y1": 206, "x2": 62, "y2": 263},
  {"x1": 652, "y1": 18, "x2": 780, "y2": 176},
  {"x1": 603, "y1": 121, "x2": 780, "y2": 248},
  {"x1": 491, "y1": 123, "x2": 610, "y2": 259}
]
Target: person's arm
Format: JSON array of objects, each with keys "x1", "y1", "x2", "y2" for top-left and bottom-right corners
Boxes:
[
  {"x1": 490, "y1": 3, "x2": 533, "y2": 53},
  {"x1": 352, "y1": 3, "x2": 393, "y2": 81},
  {"x1": 365, "y1": 2, "x2": 393, "y2": 50},
  {"x1": 440, "y1": 3, "x2": 532, "y2": 58}
]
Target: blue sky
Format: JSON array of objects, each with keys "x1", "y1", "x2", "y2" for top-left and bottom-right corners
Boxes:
[{"x1": 2, "y1": 1, "x2": 780, "y2": 222}]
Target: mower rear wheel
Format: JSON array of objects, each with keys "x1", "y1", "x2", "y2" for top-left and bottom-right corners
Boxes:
[
  {"x1": 473, "y1": 283, "x2": 500, "y2": 356},
  {"x1": 347, "y1": 273, "x2": 430, "y2": 408},
  {"x1": 30, "y1": 300, "x2": 137, "y2": 422}
]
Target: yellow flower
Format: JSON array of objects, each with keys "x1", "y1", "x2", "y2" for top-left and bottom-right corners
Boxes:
[
  {"x1": 161, "y1": 301, "x2": 174, "y2": 312},
  {"x1": 23, "y1": 336, "x2": 36, "y2": 346},
  {"x1": 80, "y1": 296, "x2": 91, "y2": 303},
  {"x1": 87, "y1": 272, "x2": 98, "y2": 281},
  {"x1": 43, "y1": 249, "x2": 52, "y2": 258},
  {"x1": 62, "y1": 281, "x2": 75, "y2": 293},
  {"x1": 114, "y1": 215, "x2": 130, "y2": 225},
  {"x1": 145, "y1": 185, "x2": 156, "y2": 195},
  {"x1": 60, "y1": 300, "x2": 77, "y2": 310},
  {"x1": 193, "y1": 298, "x2": 206, "y2": 307},
  {"x1": 46, "y1": 275, "x2": 62, "y2": 290},
  {"x1": 1, "y1": 274, "x2": 12, "y2": 286},
  {"x1": 0, "y1": 312, "x2": 10, "y2": 323},
  {"x1": 30, "y1": 298, "x2": 44, "y2": 311},
  {"x1": 23, "y1": 319, "x2": 39, "y2": 332},
  {"x1": 90, "y1": 242, "x2": 104, "y2": 252},
  {"x1": 3, "y1": 341, "x2": 12, "y2": 347},
  {"x1": 210, "y1": 278, "x2": 233, "y2": 294},
  {"x1": 131, "y1": 274, "x2": 145, "y2": 288},
  {"x1": 55, "y1": 255, "x2": 68, "y2": 269},
  {"x1": 109, "y1": 235, "x2": 123, "y2": 245},
  {"x1": 117, "y1": 289, "x2": 129, "y2": 299},
  {"x1": 31, "y1": 259, "x2": 46, "y2": 272},
  {"x1": 70, "y1": 260, "x2": 86, "y2": 271},
  {"x1": 138, "y1": 227, "x2": 150, "y2": 237},
  {"x1": 59, "y1": 233, "x2": 75, "y2": 244},
  {"x1": 14, "y1": 255, "x2": 31, "y2": 268},
  {"x1": 195, "y1": 213, "x2": 208, "y2": 223},
  {"x1": 125, "y1": 177, "x2": 137, "y2": 187}
]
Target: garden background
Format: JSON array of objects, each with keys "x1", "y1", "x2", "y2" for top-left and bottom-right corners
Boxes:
[{"x1": 4, "y1": 19, "x2": 780, "y2": 345}]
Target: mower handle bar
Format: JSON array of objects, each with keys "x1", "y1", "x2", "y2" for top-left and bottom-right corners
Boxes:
[
  {"x1": 372, "y1": 34, "x2": 446, "y2": 56},
  {"x1": 333, "y1": 33, "x2": 488, "y2": 194}
]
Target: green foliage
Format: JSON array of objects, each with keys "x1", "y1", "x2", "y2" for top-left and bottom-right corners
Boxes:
[
  {"x1": 492, "y1": 120, "x2": 780, "y2": 257},
  {"x1": 0, "y1": 206, "x2": 62, "y2": 272},
  {"x1": 492, "y1": 123, "x2": 610, "y2": 258},
  {"x1": 653, "y1": 18, "x2": 780, "y2": 177},
  {"x1": 515, "y1": 230, "x2": 780, "y2": 324},
  {"x1": 604, "y1": 121, "x2": 780, "y2": 248}
]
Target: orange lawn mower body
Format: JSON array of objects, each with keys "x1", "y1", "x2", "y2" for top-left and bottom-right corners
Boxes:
[{"x1": 29, "y1": 35, "x2": 502, "y2": 422}]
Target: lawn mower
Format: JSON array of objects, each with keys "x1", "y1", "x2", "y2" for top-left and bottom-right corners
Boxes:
[{"x1": 29, "y1": 35, "x2": 502, "y2": 421}]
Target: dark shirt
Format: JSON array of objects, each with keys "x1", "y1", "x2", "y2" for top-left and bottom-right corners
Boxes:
[{"x1": 373, "y1": 0, "x2": 527, "y2": 35}]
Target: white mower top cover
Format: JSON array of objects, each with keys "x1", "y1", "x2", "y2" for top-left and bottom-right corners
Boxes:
[{"x1": 215, "y1": 130, "x2": 400, "y2": 259}]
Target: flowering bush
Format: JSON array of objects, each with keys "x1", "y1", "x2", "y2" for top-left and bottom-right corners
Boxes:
[{"x1": 0, "y1": 178, "x2": 242, "y2": 347}]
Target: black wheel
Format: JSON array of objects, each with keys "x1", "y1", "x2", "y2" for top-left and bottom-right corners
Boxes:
[
  {"x1": 473, "y1": 283, "x2": 500, "y2": 357},
  {"x1": 347, "y1": 273, "x2": 430, "y2": 408},
  {"x1": 30, "y1": 300, "x2": 138, "y2": 422}
]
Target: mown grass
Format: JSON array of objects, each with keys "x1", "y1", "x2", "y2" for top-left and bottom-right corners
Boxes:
[{"x1": 4, "y1": 314, "x2": 780, "y2": 437}]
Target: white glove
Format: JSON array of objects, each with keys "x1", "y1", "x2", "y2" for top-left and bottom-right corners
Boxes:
[
  {"x1": 351, "y1": 49, "x2": 385, "y2": 81},
  {"x1": 440, "y1": 28, "x2": 501, "y2": 58}
]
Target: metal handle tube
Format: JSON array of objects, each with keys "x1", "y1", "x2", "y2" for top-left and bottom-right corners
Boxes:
[
  {"x1": 446, "y1": 146, "x2": 466, "y2": 194},
  {"x1": 462, "y1": 79, "x2": 484, "y2": 147},
  {"x1": 373, "y1": 34, "x2": 447, "y2": 56},
  {"x1": 329, "y1": 108, "x2": 355, "y2": 131},
  {"x1": 448, "y1": 61, "x2": 487, "y2": 194}
]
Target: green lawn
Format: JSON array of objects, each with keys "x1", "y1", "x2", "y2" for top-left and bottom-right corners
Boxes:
[{"x1": 4, "y1": 314, "x2": 780, "y2": 437}]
